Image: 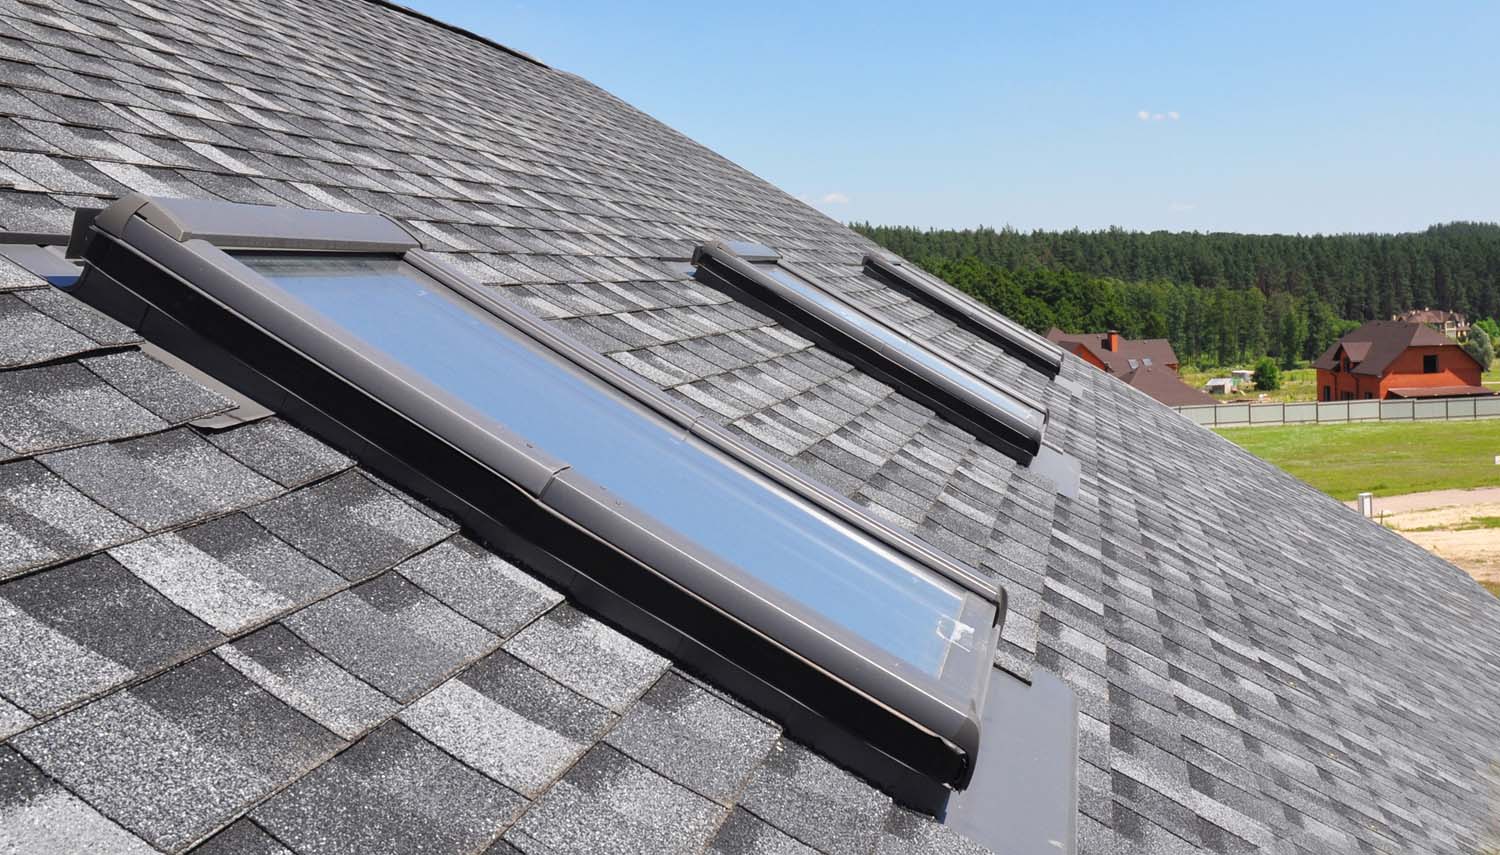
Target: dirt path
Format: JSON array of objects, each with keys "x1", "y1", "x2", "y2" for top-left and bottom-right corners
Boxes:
[
  {"x1": 1346, "y1": 488, "x2": 1500, "y2": 584},
  {"x1": 1341, "y1": 486, "x2": 1500, "y2": 514}
]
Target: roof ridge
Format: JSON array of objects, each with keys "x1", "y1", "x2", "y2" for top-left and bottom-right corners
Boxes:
[{"x1": 363, "y1": 0, "x2": 551, "y2": 69}]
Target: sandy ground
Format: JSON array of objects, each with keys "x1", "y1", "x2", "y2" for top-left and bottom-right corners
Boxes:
[{"x1": 1346, "y1": 488, "x2": 1500, "y2": 584}]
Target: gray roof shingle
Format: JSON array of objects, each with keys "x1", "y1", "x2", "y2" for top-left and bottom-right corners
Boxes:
[
  {"x1": 12, "y1": 655, "x2": 342, "y2": 851},
  {"x1": 281, "y1": 571, "x2": 497, "y2": 703},
  {"x1": 0, "y1": 0, "x2": 1492, "y2": 852},
  {"x1": 247, "y1": 471, "x2": 454, "y2": 581},
  {"x1": 0, "y1": 553, "x2": 219, "y2": 715}
]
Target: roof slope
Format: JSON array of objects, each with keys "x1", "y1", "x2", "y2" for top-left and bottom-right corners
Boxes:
[
  {"x1": 1046, "y1": 330, "x2": 1212, "y2": 405},
  {"x1": 1046, "y1": 329, "x2": 1181, "y2": 374},
  {"x1": 1313, "y1": 320, "x2": 1478, "y2": 376},
  {"x1": 0, "y1": 1, "x2": 1497, "y2": 854},
  {"x1": 1117, "y1": 364, "x2": 1218, "y2": 406}
]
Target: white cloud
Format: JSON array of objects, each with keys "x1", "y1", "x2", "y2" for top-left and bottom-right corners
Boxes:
[
  {"x1": 820, "y1": 191, "x2": 849, "y2": 205},
  {"x1": 1137, "y1": 110, "x2": 1150, "y2": 121},
  {"x1": 1138, "y1": 110, "x2": 1181, "y2": 121},
  {"x1": 1168, "y1": 111, "x2": 1180, "y2": 120},
  {"x1": 1168, "y1": 201, "x2": 1196, "y2": 212}
]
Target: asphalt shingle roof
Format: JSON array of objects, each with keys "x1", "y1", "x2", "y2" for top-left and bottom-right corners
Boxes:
[{"x1": 0, "y1": 0, "x2": 1497, "y2": 853}]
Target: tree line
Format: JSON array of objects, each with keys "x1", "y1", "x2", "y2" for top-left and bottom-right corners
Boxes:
[{"x1": 854, "y1": 222, "x2": 1500, "y2": 367}]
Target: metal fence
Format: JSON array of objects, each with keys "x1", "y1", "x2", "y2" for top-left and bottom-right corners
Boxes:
[{"x1": 1176, "y1": 395, "x2": 1500, "y2": 428}]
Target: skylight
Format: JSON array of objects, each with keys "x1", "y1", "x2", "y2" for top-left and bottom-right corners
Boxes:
[
  {"x1": 239, "y1": 253, "x2": 970, "y2": 675},
  {"x1": 863, "y1": 252, "x2": 1065, "y2": 376},
  {"x1": 692, "y1": 241, "x2": 1049, "y2": 465},
  {"x1": 70, "y1": 195, "x2": 1004, "y2": 810}
]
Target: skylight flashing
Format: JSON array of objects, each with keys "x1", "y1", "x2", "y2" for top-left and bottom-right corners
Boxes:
[{"x1": 72, "y1": 195, "x2": 1005, "y2": 811}]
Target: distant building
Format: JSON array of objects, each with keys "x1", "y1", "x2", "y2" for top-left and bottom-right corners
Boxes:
[
  {"x1": 1205, "y1": 378, "x2": 1236, "y2": 395},
  {"x1": 1392, "y1": 308, "x2": 1469, "y2": 341},
  {"x1": 1229, "y1": 369, "x2": 1254, "y2": 390},
  {"x1": 1046, "y1": 329, "x2": 1216, "y2": 405},
  {"x1": 1313, "y1": 320, "x2": 1492, "y2": 401}
]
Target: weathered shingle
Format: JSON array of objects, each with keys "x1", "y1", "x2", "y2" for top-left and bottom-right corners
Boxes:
[
  {"x1": 739, "y1": 740, "x2": 892, "y2": 855},
  {"x1": 504, "y1": 744, "x2": 726, "y2": 855},
  {"x1": 248, "y1": 471, "x2": 453, "y2": 581},
  {"x1": 12, "y1": 655, "x2": 342, "y2": 852},
  {"x1": 80, "y1": 350, "x2": 234, "y2": 424},
  {"x1": 503, "y1": 604, "x2": 669, "y2": 714},
  {"x1": 395, "y1": 536, "x2": 562, "y2": 637},
  {"x1": 400, "y1": 649, "x2": 613, "y2": 797},
  {"x1": 204, "y1": 418, "x2": 351, "y2": 488},
  {"x1": 252, "y1": 721, "x2": 524, "y2": 855},
  {"x1": 39, "y1": 429, "x2": 281, "y2": 532},
  {"x1": 0, "y1": 292, "x2": 95, "y2": 367},
  {"x1": 216, "y1": 623, "x2": 397, "y2": 741},
  {"x1": 0, "y1": 554, "x2": 219, "y2": 715},
  {"x1": 0, "y1": 746, "x2": 157, "y2": 854},
  {"x1": 605, "y1": 672, "x2": 779, "y2": 805},
  {"x1": 109, "y1": 513, "x2": 342, "y2": 634},
  {"x1": 0, "y1": 361, "x2": 165, "y2": 457},
  {"x1": 190, "y1": 820, "x2": 295, "y2": 855},
  {"x1": 283, "y1": 571, "x2": 498, "y2": 703},
  {"x1": 14, "y1": 285, "x2": 140, "y2": 347},
  {"x1": 0, "y1": 459, "x2": 140, "y2": 579}
]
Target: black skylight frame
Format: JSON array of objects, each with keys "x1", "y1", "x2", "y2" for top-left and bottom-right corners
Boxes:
[
  {"x1": 862, "y1": 250, "x2": 1066, "y2": 376},
  {"x1": 692, "y1": 241, "x2": 1048, "y2": 464},
  {"x1": 69, "y1": 195, "x2": 1005, "y2": 810}
]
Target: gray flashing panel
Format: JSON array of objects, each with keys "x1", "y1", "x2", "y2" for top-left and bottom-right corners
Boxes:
[
  {"x1": 863, "y1": 252, "x2": 1065, "y2": 375},
  {"x1": 0, "y1": 244, "x2": 81, "y2": 286},
  {"x1": 943, "y1": 668, "x2": 1078, "y2": 854}
]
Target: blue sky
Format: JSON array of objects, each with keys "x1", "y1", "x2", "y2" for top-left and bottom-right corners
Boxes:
[{"x1": 404, "y1": 1, "x2": 1499, "y2": 235}]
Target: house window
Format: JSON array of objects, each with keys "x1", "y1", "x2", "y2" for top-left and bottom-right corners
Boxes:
[
  {"x1": 72, "y1": 195, "x2": 1002, "y2": 802},
  {"x1": 1322, "y1": 385, "x2": 1331, "y2": 401},
  {"x1": 1423, "y1": 354, "x2": 1439, "y2": 373},
  {"x1": 1365, "y1": 392, "x2": 1373, "y2": 399},
  {"x1": 1341, "y1": 391, "x2": 1354, "y2": 401}
]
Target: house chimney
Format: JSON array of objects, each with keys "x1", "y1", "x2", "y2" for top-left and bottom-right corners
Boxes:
[{"x1": 1106, "y1": 330, "x2": 1120, "y2": 352}]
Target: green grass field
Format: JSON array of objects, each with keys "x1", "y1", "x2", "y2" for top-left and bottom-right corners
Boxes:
[
  {"x1": 1217, "y1": 420, "x2": 1500, "y2": 500},
  {"x1": 1180, "y1": 366, "x2": 1318, "y2": 403}
]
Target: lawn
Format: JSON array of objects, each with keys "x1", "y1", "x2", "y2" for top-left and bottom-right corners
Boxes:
[
  {"x1": 1217, "y1": 420, "x2": 1500, "y2": 500},
  {"x1": 1180, "y1": 366, "x2": 1318, "y2": 403}
]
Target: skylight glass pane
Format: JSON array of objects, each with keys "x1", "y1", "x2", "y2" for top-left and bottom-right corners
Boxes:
[
  {"x1": 240, "y1": 254, "x2": 966, "y2": 675},
  {"x1": 760, "y1": 265, "x2": 1045, "y2": 430}
]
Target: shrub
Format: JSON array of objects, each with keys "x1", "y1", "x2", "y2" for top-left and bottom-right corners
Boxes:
[
  {"x1": 1464, "y1": 326, "x2": 1494, "y2": 371},
  {"x1": 1253, "y1": 357, "x2": 1282, "y2": 391}
]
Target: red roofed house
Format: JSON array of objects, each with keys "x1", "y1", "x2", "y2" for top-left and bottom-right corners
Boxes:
[
  {"x1": 1313, "y1": 320, "x2": 1492, "y2": 401},
  {"x1": 1046, "y1": 329, "x2": 1216, "y2": 406}
]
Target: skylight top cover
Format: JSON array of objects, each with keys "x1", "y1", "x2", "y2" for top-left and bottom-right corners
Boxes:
[{"x1": 239, "y1": 254, "x2": 975, "y2": 676}]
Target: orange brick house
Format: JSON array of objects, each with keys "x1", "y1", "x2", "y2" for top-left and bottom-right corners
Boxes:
[
  {"x1": 1045, "y1": 329, "x2": 1215, "y2": 405},
  {"x1": 1312, "y1": 320, "x2": 1491, "y2": 401}
]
